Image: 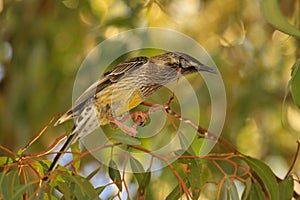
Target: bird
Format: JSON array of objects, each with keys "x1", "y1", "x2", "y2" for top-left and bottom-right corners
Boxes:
[{"x1": 45, "y1": 51, "x2": 216, "y2": 177}]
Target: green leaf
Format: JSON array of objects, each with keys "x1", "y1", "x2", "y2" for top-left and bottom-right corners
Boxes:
[
  {"x1": 11, "y1": 182, "x2": 36, "y2": 200},
  {"x1": 279, "y1": 175, "x2": 294, "y2": 200},
  {"x1": 199, "y1": 160, "x2": 212, "y2": 187},
  {"x1": 38, "y1": 159, "x2": 51, "y2": 171},
  {"x1": 137, "y1": 171, "x2": 151, "y2": 196},
  {"x1": 0, "y1": 170, "x2": 19, "y2": 199},
  {"x1": 130, "y1": 157, "x2": 145, "y2": 174},
  {"x1": 70, "y1": 140, "x2": 81, "y2": 171},
  {"x1": 241, "y1": 178, "x2": 252, "y2": 200},
  {"x1": 60, "y1": 175, "x2": 99, "y2": 199},
  {"x1": 130, "y1": 156, "x2": 151, "y2": 194},
  {"x1": 249, "y1": 182, "x2": 266, "y2": 200},
  {"x1": 140, "y1": 170, "x2": 151, "y2": 189},
  {"x1": 174, "y1": 149, "x2": 185, "y2": 157},
  {"x1": 178, "y1": 131, "x2": 196, "y2": 155},
  {"x1": 0, "y1": 156, "x2": 14, "y2": 165},
  {"x1": 16, "y1": 149, "x2": 23, "y2": 156},
  {"x1": 95, "y1": 186, "x2": 106, "y2": 195},
  {"x1": 261, "y1": 0, "x2": 300, "y2": 38},
  {"x1": 228, "y1": 181, "x2": 239, "y2": 200},
  {"x1": 86, "y1": 166, "x2": 101, "y2": 181},
  {"x1": 218, "y1": 179, "x2": 239, "y2": 200},
  {"x1": 165, "y1": 179, "x2": 190, "y2": 200},
  {"x1": 64, "y1": 122, "x2": 74, "y2": 136},
  {"x1": 108, "y1": 160, "x2": 122, "y2": 191},
  {"x1": 57, "y1": 181, "x2": 71, "y2": 200},
  {"x1": 186, "y1": 163, "x2": 201, "y2": 199},
  {"x1": 217, "y1": 179, "x2": 227, "y2": 200},
  {"x1": 0, "y1": 171, "x2": 37, "y2": 200},
  {"x1": 129, "y1": 157, "x2": 145, "y2": 186},
  {"x1": 291, "y1": 58, "x2": 300, "y2": 109},
  {"x1": 111, "y1": 132, "x2": 141, "y2": 145},
  {"x1": 177, "y1": 151, "x2": 201, "y2": 199},
  {"x1": 30, "y1": 160, "x2": 48, "y2": 178},
  {"x1": 243, "y1": 156, "x2": 279, "y2": 200}
]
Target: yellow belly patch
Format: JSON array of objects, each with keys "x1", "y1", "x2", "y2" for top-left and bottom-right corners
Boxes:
[
  {"x1": 115, "y1": 90, "x2": 143, "y2": 116},
  {"x1": 95, "y1": 88, "x2": 143, "y2": 124}
]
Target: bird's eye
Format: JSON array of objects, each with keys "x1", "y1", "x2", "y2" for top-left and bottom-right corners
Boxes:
[
  {"x1": 179, "y1": 59, "x2": 183, "y2": 68},
  {"x1": 179, "y1": 57, "x2": 187, "y2": 68}
]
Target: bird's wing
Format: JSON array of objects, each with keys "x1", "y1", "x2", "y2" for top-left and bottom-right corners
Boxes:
[
  {"x1": 54, "y1": 56, "x2": 149, "y2": 126},
  {"x1": 72, "y1": 56, "x2": 149, "y2": 111},
  {"x1": 104, "y1": 56, "x2": 149, "y2": 82}
]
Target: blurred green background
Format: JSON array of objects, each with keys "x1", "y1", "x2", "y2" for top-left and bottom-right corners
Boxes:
[{"x1": 0, "y1": 0, "x2": 299, "y2": 187}]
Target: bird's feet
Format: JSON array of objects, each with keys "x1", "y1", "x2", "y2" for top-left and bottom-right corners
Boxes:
[
  {"x1": 109, "y1": 111, "x2": 150, "y2": 137},
  {"x1": 131, "y1": 111, "x2": 148, "y2": 127}
]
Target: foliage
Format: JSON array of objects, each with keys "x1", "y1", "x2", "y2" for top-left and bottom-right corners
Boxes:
[
  {"x1": 0, "y1": 0, "x2": 300, "y2": 199},
  {"x1": 291, "y1": 58, "x2": 300, "y2": 109},
  {"x1": 0, "y1": 101, "x2": 299, "y2": 199}
]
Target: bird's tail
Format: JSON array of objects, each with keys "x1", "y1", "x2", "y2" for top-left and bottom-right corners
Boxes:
[
  {"x1": 44, "y1": 103, "x2": 99, "y2": 180},
  {"x1": 43, "y1": 131, "x2": 77, "y2": 180}
]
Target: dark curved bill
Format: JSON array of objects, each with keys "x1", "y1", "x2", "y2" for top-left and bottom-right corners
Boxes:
[
  {"x1": 196, "y1": 63, "x2": 217, "y2": 74},
  {"x1": 174, "y1": 52, "x2": 217, "y2": 74}
]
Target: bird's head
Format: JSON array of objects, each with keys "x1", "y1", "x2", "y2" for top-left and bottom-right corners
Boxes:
[{"x1": 152, "y1": 52, "x2": 216, "y2": 75}]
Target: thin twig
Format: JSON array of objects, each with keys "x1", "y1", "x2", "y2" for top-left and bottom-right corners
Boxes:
[
  {"x1": 0, "y1": 145, "x2": 16, "y2": 157},
  {"x1": 143, "y1": 97, "x2": 240, "y2": 153},
  {"x1": 122, "y1": 148, "x2": 131, "y2": 199},
  {"x1": 20, "y1": 116, "x2": 57, "y2": 154},
  {"x1": 23, "y1": 134, "x2": 67, "y2": 158},
  {"x1": 129, "y1": 144, "x2": 192, "y2": 199},
  {"x1": 285, "y1": 140, "x2": 300, "y2": 179},
  {"x1": 63, "y1": 142, "x2": 121, "y2": 169}
]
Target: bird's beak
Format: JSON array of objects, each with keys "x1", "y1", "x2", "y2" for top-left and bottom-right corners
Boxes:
[
  {"x1": 194, "y1": 62, "x2": 217, "y2": 74},
  {"x1": 185, "y1": 57, "x2": 217, "y2": 74},
  {"x1": 175, "y1": 52, "x2": 217, "y2": 74}
]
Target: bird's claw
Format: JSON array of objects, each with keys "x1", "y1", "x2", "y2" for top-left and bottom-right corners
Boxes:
[{"x1": 131, "y1": 111, "x2": 148, "y2": 127}]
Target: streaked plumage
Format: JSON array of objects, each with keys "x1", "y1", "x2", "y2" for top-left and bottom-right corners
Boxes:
[{"x1": 45, "y1": 51, "x2": 216, "y2": 176}]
